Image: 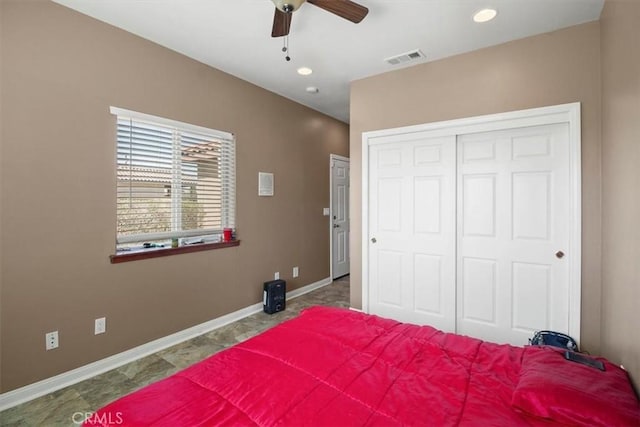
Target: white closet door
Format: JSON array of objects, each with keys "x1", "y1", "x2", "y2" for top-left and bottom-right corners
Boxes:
[
  {"x1": 457, "y1": 123, "x2": 570, "y2": 345},
  {"x1": 368, "y1": 135, "x2": 456, "y2": 331}
]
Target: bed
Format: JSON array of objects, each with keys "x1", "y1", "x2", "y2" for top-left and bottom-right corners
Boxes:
[{"x1": 84, "y1": 306, "x2": 639, "y2": 426}]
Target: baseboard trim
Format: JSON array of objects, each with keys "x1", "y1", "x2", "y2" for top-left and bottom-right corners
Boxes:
[{"x1": 0, "y1": 276, "x2": 332, "y2": 411}]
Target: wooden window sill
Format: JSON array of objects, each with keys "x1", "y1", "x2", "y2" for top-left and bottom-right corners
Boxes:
[{"x1": 110, "y1": 240, "x2": 240, "y2": 264}]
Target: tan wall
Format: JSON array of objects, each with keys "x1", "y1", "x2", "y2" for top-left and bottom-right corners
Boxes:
[
  {"x1": 0, "y1": 0, "x2": 348, "y2": 392},
  {"x1": 350, "y1": 22, "x2": 603, "y2": 353},
  {"x1": 0, "y1": 1, "x2": 4, "y2": 393},
  {"x1": 600, "y1": 0, "x2": 640, "y2": 387}
]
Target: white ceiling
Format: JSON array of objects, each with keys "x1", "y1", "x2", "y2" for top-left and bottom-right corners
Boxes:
[{"x1": 53, "y1": 0, "x2": 604, "y2": 123}]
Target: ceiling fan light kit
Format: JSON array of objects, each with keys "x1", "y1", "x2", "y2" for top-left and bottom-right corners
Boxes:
[{"x1": 271, "y1": 0, "x2": 305, "y2": 13}]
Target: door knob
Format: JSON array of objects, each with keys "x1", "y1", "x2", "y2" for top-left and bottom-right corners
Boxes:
[
  {"x1": 556, "y1": 250, "x2": 565, "y2": 259},
  {"x1": 371, "y1": 237, "x2": 377, "y2": 243},
  {"x1": 333, "y1": 224, "x2": 339, "y2": 228}
]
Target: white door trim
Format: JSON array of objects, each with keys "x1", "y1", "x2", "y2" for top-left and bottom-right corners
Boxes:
[
  {"x1": 362, "y1": 102, "x2": 581, "y2": 343},
  {"x1": 330, "y1": 154, "x2": 350, "y2": 280}
]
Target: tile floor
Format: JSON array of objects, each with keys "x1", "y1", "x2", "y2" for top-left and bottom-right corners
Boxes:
[{"x1": 0, "y1": 277, "x2": 350, "y2": 426}]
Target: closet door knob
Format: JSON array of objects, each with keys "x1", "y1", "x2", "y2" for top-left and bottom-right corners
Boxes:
[
  {"x1": 556, "y1": 250, "x2": 565, "y2": 259},
  {"x1": 371, "y1": 237, "x2": 377, "y2": 243}
]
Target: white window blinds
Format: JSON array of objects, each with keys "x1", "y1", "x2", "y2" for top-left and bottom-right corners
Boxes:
[{"x1": 111, "y1": 107, "x2": 235, "y2": 248}]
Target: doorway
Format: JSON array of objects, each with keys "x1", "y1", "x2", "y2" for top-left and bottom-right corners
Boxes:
[{"x1": 331, "y1": 155, "x2": 350, "y2": 279}]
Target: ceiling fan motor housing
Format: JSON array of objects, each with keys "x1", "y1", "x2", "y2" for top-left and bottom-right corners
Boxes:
[{"x1": 270, "y1": 0, "x2": 368, "y2": 38}]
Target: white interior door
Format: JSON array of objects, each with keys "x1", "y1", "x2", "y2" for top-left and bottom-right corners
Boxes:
[
  {"x1": 368, "y1": 135, "x2": 456, "y2": 331},
  {"x1": 456, "y1": 123, "x2": 571, "y2": 345},
  {"x1": 332, "y1": 157, "x2": 350, "y2": 279}
]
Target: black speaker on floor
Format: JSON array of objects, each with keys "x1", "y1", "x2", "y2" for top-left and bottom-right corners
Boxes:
[{"x1": 263, "y1": 279, "x2": 286, "y2": 314}]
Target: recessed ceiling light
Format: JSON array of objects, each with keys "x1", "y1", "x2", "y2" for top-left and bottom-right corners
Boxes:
[
  {"x1": 297, "y1": 67, "x2": 313, "y2": 76},
  {"x1": 306, "y1": 86, "x2": 319, "y2": 94},
  {"x1": 473, "y1": 8, "x2": 497, "y2": 23}
]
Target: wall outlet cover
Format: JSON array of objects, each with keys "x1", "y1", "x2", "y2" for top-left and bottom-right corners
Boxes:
[{"x1": 45, "y1": 331, "x2": 59, "y2": 350}]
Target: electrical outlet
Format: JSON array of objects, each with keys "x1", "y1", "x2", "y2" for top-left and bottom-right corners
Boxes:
[
  {"x1": 274, "y1": 271, "x2": 280, "y2": 280},
  {"x1": 45, "y1": 331, "x2": 59, "y2": 350},
  {"x1": 95, "y1": 317, "x2": 106, "y2": 335},
  {"x1": 293, "y1": 266, "x2": 299, "y2": 278}
]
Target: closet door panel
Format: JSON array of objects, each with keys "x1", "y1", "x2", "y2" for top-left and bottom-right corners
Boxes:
[
  {"x1": 457, "y1": 123, "x2": 570, "y2": 345},
  {"x1": 368, "y1": 135, "x2": 456, "y2": 331}
]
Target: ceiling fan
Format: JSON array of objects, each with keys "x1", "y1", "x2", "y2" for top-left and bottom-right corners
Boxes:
[{"x1": 270, "y1": 0, "x2": 369, "y2": 37}]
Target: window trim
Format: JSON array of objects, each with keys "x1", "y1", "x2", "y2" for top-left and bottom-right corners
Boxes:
[
  {"x1": 110, "y1": 240, "x2": 240, "y2": 264},
  {"x1": 110, "y1": 107, "x2": 234, "y2": 141},
  {"x1": 110, "y1": 107, "x2": 237, "y2": 260}
]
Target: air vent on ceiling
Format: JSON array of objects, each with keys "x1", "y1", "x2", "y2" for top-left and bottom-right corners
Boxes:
[{"x1": 384, "y1": 49, "x2": 426, "y2": 66}]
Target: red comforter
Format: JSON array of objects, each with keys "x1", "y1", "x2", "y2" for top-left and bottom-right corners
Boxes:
[{"x1": 85, "y1": 307, "x2": 639, "y2": 426}]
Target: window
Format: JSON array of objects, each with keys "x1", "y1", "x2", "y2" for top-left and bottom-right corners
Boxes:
[{"x1": 111, "y1": 107, "x2": 235, "y2": 252}]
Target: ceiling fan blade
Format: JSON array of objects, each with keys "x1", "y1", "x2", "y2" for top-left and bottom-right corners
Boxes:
[
  {"x1": 307, "y1": 0, "x2": 369, "y2": 23},
  {"x1": 271, "y1": 8, "x2": 292, "y2": 37}
]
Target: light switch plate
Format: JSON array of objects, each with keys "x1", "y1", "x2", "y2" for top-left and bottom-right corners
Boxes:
[{"x1": 95, "y1": 317, "x2": 106, "y2": 335}]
